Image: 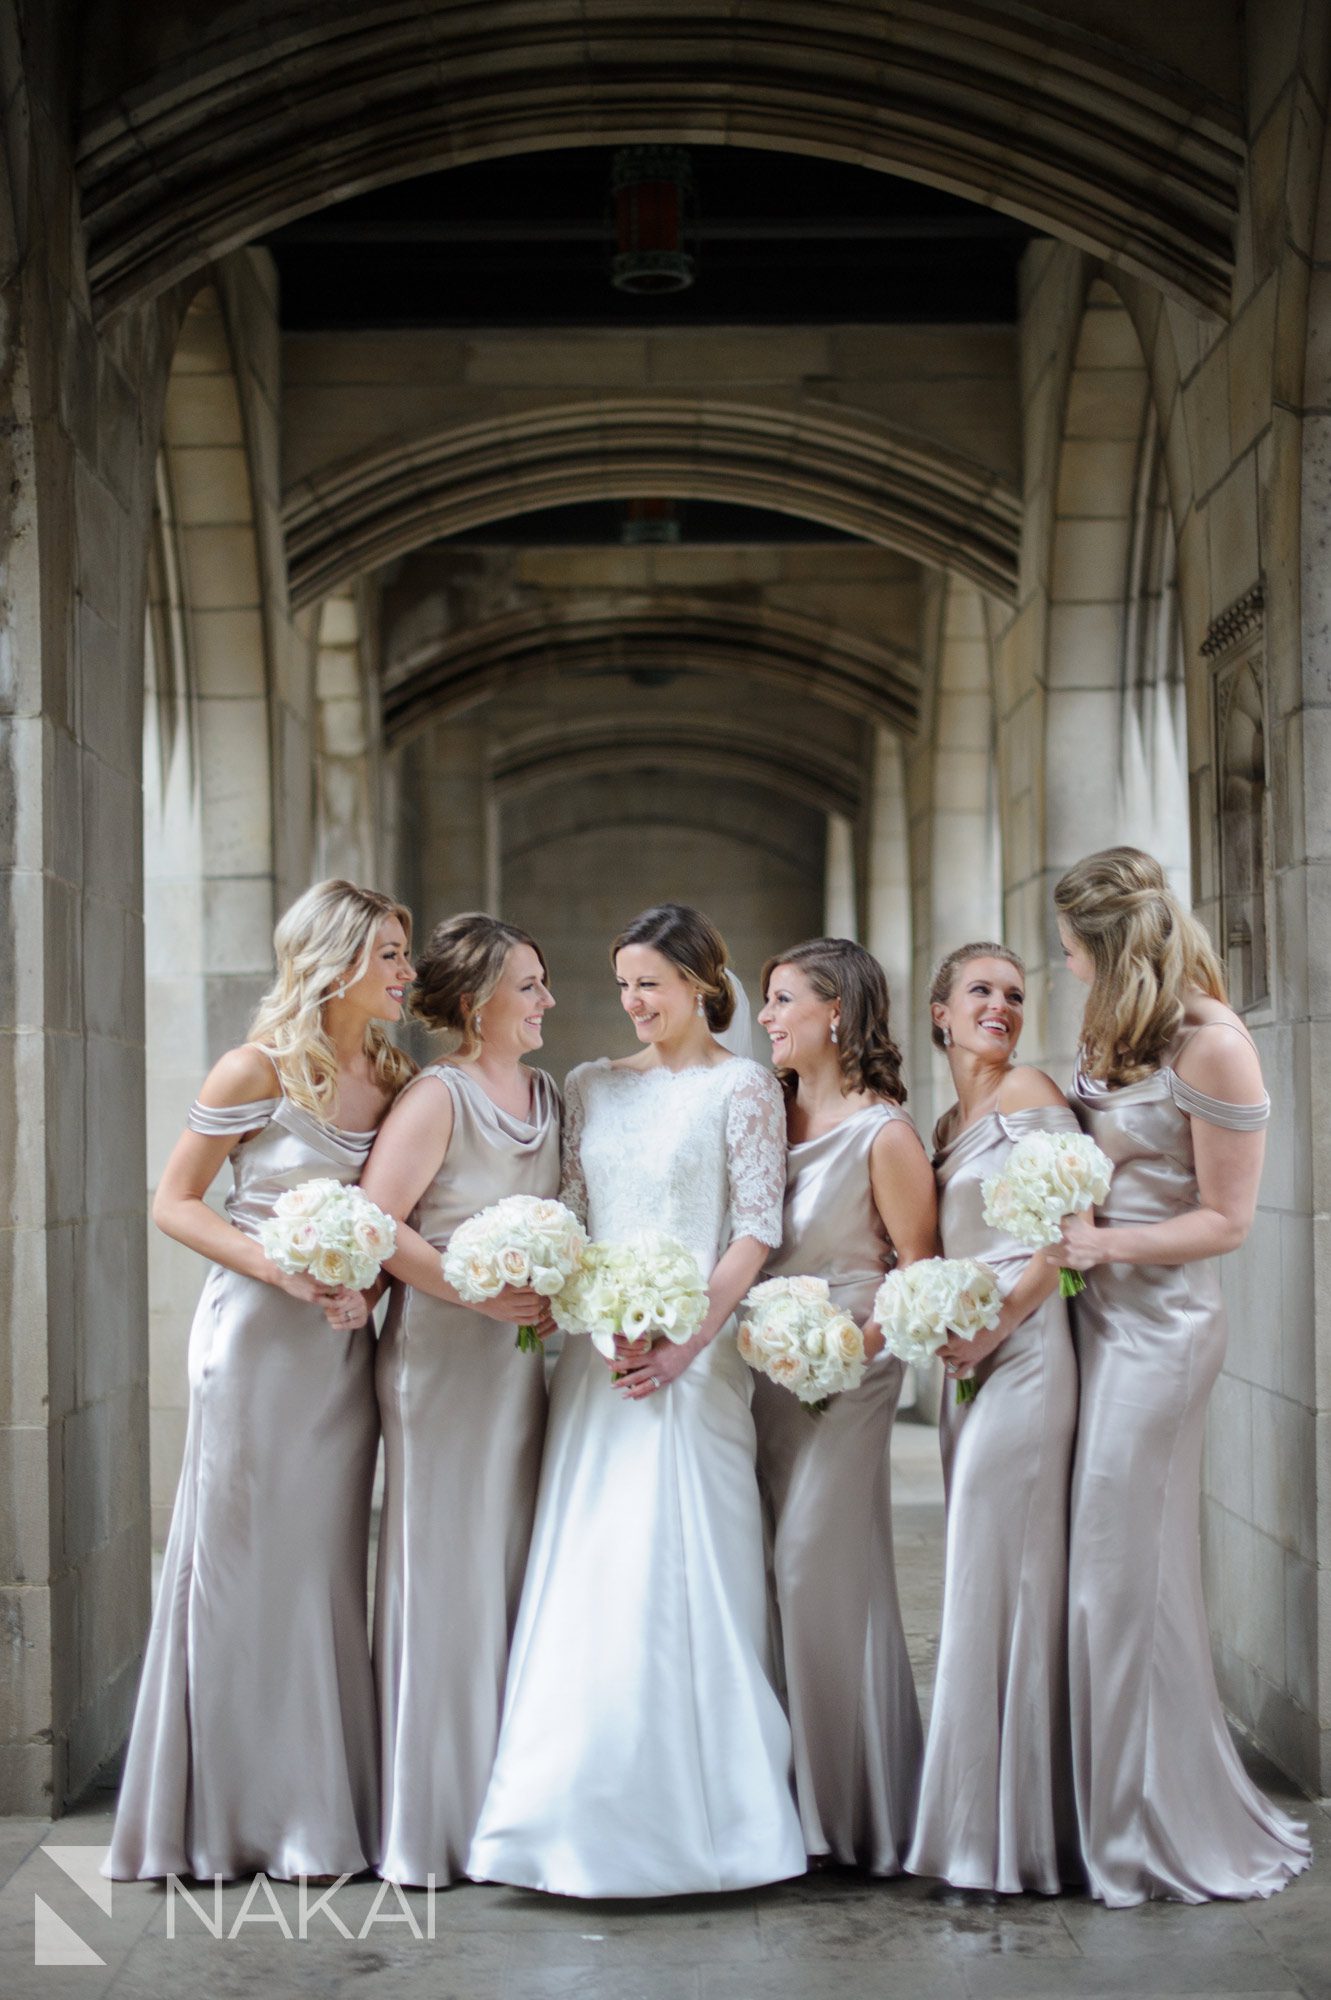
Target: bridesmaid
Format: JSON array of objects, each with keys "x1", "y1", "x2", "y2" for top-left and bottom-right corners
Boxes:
[
  {"x1": 1056, "y1": 847, "x2": 1311, "y2": 1905},
  {"x1": 905, "y1": 941, "x2": 1079, "y2": 1896},
  {"x1": 361, "y1": 914, "x2": 560, "y2": 1888},
  {"x1": 108, "y1": 880, "x2": 416, "y2": 1881},
  {"x1": 754, "y1": 938, "x2": 935, "y2": 1874}
]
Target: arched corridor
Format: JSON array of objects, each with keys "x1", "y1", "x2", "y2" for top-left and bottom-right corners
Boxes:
[{"x1": 1, "y1": 0, "x2": 1329, "y2": 1871}]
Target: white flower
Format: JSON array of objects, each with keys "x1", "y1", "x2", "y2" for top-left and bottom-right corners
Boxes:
[
  {"x1": 443, "y1": 1196, "x2": 589, "y2": 1310},
  {"x1": 553, "y1": 1232, "x2": 708, "y2": 1360},
  {"x1": 980, "y1": 1130, "x2": 1113, "y2": 1250},
  {"x1": 259, "y1": 1180, "x2": 398, "y2": 1294},
  {"x1": 873, "y1": 1258, "x2": 1003, "y2": 1369},
  {"x1": 737, "y1": 1274, "x2": 867, "y2": 1406}
]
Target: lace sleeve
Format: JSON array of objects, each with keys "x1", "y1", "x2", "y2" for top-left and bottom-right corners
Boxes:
[
  {"x1": 724, "y1": 1064, "x2": 787, "y2": 1249},
  {"x1": 559, "y1": 1066, "x2": 590, "y2": 1226}
]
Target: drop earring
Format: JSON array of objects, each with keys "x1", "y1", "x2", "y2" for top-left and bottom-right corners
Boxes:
[
  {"x1": 942, "y1": 1026, "x2": 953, "y2": 1048},
  {"x1": 830, "y1": 1021, "x2": 839, "y2": 1044},
  {"x1": 696, "y1": 993, "x2": 705, "y2": 1017}
]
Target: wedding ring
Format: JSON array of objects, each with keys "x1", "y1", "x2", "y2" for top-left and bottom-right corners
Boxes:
[{"x1": 651, "y1": 1375, "x2": 661, "y2": 1390}]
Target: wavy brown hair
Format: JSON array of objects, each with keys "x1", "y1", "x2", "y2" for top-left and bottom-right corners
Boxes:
[
  {"x1": 248, "y1": 879, "x2": 415, "y2": 1118},
  {"x1": 762, "y1": 938, "x2": 907, "y2": 1104},
  {"x1": 412, "y1": 912, "x2": 547, "y2": 1053},
  {"x1": 611, "y1": 903, "x2": 735, "y2": 1031},
  {"x1": 928, "y1": 941, "x2": 1027, "y2": 1049},
  {"x1": 1054, "y1": 847, "x2": 1226, "y2": 1085}
]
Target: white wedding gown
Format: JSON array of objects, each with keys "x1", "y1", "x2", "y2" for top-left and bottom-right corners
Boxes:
[{"x1": 468, "y1": 1056, "x2": 806, "y2": 1898}]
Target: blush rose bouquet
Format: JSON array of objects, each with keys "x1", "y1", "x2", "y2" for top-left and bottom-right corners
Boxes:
[
  {"x1": 259, "y1": 1178, "x2": 398, "y2": 1293},
  {"x1": 981, "y1": 1128, "x2": 1113, "y2": 1296},
  {"x1": 443, "y1": 1194, "x2": 590, "y2": 1352},
  {"x1": 873, "y1": 1256, "x2": 1003, "y2": 1404},
  {"x1": 737, "y1": 1273, "x2": 865, "y2": 1413}
]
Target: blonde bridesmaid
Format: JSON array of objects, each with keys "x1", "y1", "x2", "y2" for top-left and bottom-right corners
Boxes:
[
  {"x1": 755, "y1": 939, "x2": 935, "y2": 1874},
  {"x1": 1056, "y1": 848, "x2": 1310, "y2": 1905},
  {"x1": 108, "y1": 881, "x2": 416, "y2": 1881},
  {"x1": 905, "y1": 942, "x2": 1079, "y2": 1896},
  {"x1": 362, "y1": 915, "x2": 560, "y2": 1887}
]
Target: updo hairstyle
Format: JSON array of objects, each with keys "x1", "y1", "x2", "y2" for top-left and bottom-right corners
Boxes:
[
  {"x1": 761, "y1": 937, "x2": 906, "y2": 1103},
  {"x1": 412, "y1": 912, "x2": 546, "y2": 1053},
  {"x1": 1053, "y1": 846, "x2": 1226, "y2": 1085},
  {"x1": 928, "y1": 940, "x2": 1027, "y2": 1050},
  {"x1": 611, "y1": 902, "x2": 735, "y2": 1031}
]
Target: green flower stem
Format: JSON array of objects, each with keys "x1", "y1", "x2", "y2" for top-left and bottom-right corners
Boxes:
[
  {"x1": 1058, "y1": 1267, "x2": 1086, "y2": 1299},
  {"x1": 955, "y1": 1377, "x2": 978, "y2": 1405},
  {"x1": 515, "y1": 1323, "x2": 543, "y2": 1354}
]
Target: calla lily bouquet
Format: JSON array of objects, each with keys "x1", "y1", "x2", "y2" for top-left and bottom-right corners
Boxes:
[{"x1": 551, "y1": 1230, "x2": 708, "y2": 1364}]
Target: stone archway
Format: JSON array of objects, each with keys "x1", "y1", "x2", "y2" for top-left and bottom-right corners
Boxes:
[
  {"x1": 77, "y1": 1, "x2": 1242, "y2": 319},
  {"x1": 284, "y1": 398, "x2": 1021, "y2": 609}
]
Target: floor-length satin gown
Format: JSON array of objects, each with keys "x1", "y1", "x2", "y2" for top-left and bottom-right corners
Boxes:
[
  {"x1": 754, "y1": 1103, "x2": 922, "y2": 1874},
  {"x1": 1068, "y1": 1038, "x2": 1311, "y2": 1905},
  {"x1": 906, "y1": 1105, "x2": 1079, "y2": 1895},
  {"x1": 375, "y1": 1064, "x2": 559, "y2": 1886},
  {"x1": 108, "y1": 1091, "x2": 381, "y2": 1881},
  {"x1": 468, "y1": 1057, "x2": 806, "y2": 1898}
]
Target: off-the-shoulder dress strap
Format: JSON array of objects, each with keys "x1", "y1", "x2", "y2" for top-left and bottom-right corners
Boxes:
[
  {"x1": 1167, "y1": 1020, "x2": 1268, "y2": 1129},
  {"x1": 187, "y1": 1097, "x2": 279, "y2": 1137}
]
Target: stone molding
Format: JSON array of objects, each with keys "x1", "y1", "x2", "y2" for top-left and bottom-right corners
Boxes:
[
  {"x1": 1200, "y1": 582, "x2": 1265, "y2": 659},
  {"x1": 76, "y1": 2, "x2": 1242, "y2": 320},
  {"x1": 489, "y1": 712, "x2": 862, "y2": 818},
  {"x1": 382, "y1": 597, "x2": 922, "y2": 742},
  {"x1": 283, "y1": 396, "x2": 1022, "y2": 607}
]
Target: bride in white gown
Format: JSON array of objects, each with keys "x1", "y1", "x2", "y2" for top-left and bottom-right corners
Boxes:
[{"x1": 468, "y1": 903, "x2": 806, "y2": 1897}]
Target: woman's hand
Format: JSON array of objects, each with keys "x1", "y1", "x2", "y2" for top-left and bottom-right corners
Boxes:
[
  {"x1": 321, "y1": 1285, "x2": 371, "y2": 1331},
  {"x1": 266, "y1": 1263, "x2": 341, "y2": 1307},
  {"x1": 861, "y1": 1319, "x2": 885, "y2": 1362},
  {"x1": 469, "y1": 1284, "x2": 549, "y2": 1327},
  {"x1": 1057, "y1": 1212, "x2": 1106, "y2": 1271},
  {"x1": 938, "y1": 1322, "x2": 1006, "y2": 1380},
  {"x1": 615, "y1": 1333, "x2": 698, "y2": 1399}
]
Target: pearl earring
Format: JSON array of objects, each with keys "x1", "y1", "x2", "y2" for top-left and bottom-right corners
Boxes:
[
  {"x1": 942, "y1": 1027, "x2": 952, "y2": 1048},
  {"x1": 474, "y1": 1011, "x2": 484, "y2": 1036},
  {"x1": 696, "y1": 994, "x2": 705, "y2": 1017},
  {"x1": 830, "y1": 1021, "x2": 839, "y2": 1044}
]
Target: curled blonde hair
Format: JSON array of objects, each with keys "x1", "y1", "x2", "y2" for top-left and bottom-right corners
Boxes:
[
  {"x1": 248, "y1": 879, "x2": 415, "y2": 1117},
  {"x1": 1054, "y1": 847, "x2": 1226, "y2": 1085},
  {"x1": 412, "y1": 913, "x2": 546, "y2": 1053},
  {"x1": 761, "y1": 938, "x2": 906, "y2": 1103},
  {"x1": 929, "y1": 942, "x2": 1026, "y2": 1049}
]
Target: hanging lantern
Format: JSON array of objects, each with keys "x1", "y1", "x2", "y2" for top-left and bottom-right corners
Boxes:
[
  {"x1": 610, "y1": 146, "x2": 696, "y2": 295},
  {"x1": 621, "y1": 498, "x2": 682, "y2": 546}
]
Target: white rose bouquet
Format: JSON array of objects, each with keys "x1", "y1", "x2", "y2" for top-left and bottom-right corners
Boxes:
[
  {"x1": 443, "y1": 1194, "x2": 590, "y2": 1352},
  {"x1": 737, "y1": 1274, "x2": 865, "y2": 1413},
  {"x1": 259, "y1": 1178, "x2": 398, "y2": 1293},
  {"x1": 873, "y1": 1256, "x2": 1003, "y2": 1404},
  {"x1": 981, "y1": 1129, "x2": 1113, "y2": 1297},
  {"x1": 551, "y1": 1230, "x2": 709, "y2": 1364}
]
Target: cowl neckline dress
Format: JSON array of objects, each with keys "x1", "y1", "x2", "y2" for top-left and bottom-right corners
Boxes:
[
  {"x1": 108, "y1": 1092, "x2": 381, "y2": 1882},
  {"x1": 905, "y1": 1103, "x2": 1080, "y2": 1894},
  {"x1": 375, "y1": 1063, "x2": 560, "y2": 1886},
  {"x1": 1068, "y1": 1042, "x2": 1311, "y2": 1905},
  {"x1": 755, "y1": 1101, "x2": 923, "y2": 1874}
]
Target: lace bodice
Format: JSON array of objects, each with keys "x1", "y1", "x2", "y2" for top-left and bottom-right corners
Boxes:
[{"x1": 560, "y1": 1058, "x2": 786, "y2": 1276}]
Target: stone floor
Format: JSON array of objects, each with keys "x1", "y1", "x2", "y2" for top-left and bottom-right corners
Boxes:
[{"x1": 2, "y1": 1427, "x2": 1326, "y2": 2000}]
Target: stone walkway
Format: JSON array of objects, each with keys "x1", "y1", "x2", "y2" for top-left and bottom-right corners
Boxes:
[{"x1": 2, "y1": 1427, "x2": 1326, "y2": 2000}]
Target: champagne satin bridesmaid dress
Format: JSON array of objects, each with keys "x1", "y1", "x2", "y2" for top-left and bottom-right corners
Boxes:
[
  {"x1": 374, "y1": 1063, "x2": 559, "y2": 1885},
  {"x1": 906, "y1": 1105, "x2": 1080, "y2": 1895},
  {"x1": 754, "y1": 1103, "x2": 923, "y2": 1874},
  {"x1": 1068, "y1": 1036, "x2": 1311, "y2": 1905},
  {"x1": 108, "y1": 1090, "x2": 381, "y2": 1881}
]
